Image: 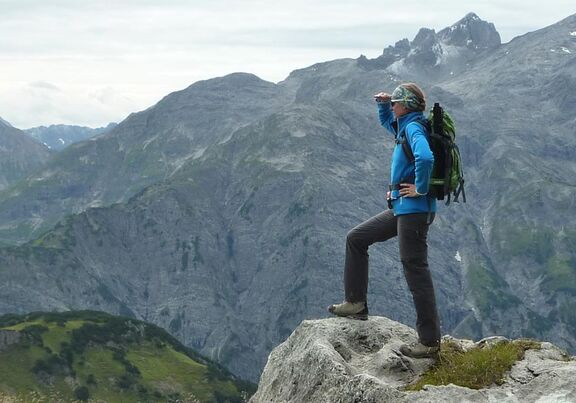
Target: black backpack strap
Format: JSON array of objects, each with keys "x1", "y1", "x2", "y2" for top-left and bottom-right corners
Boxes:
[
  {"x1": 396, "y1": 134, "x2": 415, "y2": 163},
  {"x1": 453, "y1": 178, "x2": 466, "y2": 203},
  {"x1": 397, "y1": 119, "x2": 429, "y2": 163}
]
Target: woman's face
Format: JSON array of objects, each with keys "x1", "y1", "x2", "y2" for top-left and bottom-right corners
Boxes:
[{"x1": 392, "y1": 101, "x2": 410, "y2": 119}]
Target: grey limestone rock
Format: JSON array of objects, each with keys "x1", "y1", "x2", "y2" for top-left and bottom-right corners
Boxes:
[
  {"x1": 438, "y1": 12, "x2": 501, "y2": 49},
  {"x1": 367, "y1": 13, "x2": 502, "y2": 79},
  {"x1": 250, "y1": 316, "x2": 424, "y2": 403},
  {"x1": 252, "y1": 317, "x2": 576, "y2": 403}
]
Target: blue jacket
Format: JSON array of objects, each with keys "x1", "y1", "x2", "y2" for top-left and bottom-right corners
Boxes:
[{"x1": 378, "y1": 102, "x2": 436, "y2": 216}]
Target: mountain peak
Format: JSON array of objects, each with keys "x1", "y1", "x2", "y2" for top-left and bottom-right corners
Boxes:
[
  {"x1": 438, "y1": 12, "x2": 501, "y2": 49},
  {"x1": 463, "y1": 12, "x2": 481, "y2": 21},
  {"x1": 366, "y1": 12, "x2": 501, "y2": 76},
  {"x1": 412, "y1": 27, "x2": 437, "y2": 48}
]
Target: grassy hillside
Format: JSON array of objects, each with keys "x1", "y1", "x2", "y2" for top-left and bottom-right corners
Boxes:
[{"x1": 0, "y1": 311, "x2": 254, "y2": 402}]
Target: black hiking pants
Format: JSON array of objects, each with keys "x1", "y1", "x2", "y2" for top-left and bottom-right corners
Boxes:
[{"x1": 344, "y1": 209, "x2": 441, "y2": 346}]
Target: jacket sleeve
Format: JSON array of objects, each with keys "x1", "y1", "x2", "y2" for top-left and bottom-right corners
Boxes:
[
  {"x1": 406, "y1": 123, "x2": 434, "y2": 195},
  {"x1": 377, "y1": 102, "x2": 396, "y2": 135}
]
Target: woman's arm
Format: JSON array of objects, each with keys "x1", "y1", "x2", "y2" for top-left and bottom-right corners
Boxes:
[{"x1": 377, "y1": 102, "x2": 396, "y2": 135}]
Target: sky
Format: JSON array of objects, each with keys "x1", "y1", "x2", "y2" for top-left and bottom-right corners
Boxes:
[{"x1": 0, "y1": 1, "x2": 574, "y2": 129}]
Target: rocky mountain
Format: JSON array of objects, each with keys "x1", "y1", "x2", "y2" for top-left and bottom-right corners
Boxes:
[
  {"x1": 0, "y1": 13, "x2": 575, "y2": 383},
  {"x1": 24, "y1": 123, "x2": 117, "y2": 151},
  {"x1": 0, "y1": 310, "x2": 254, "y2": 401},
  {"x1": 250, "y1": 316, "x2": 576, "y2": 402},
  {"x1": 437, "y1": 13, "x2": 576, "y2": 347},
  {"x1": 0, "y1": 117, "x2": 52, "y2": 193},
  {"x1": 359, "y1": 12, "x2": 501, "y2": 80},
  {"x1": 0, "y1": 73, "x2": 289, "y2": 244}
]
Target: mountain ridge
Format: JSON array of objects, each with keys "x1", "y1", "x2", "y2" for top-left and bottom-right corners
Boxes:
[
  {"x1": 0, "y1": 72, "x2": 293, "y2": 245},
  {"x1": 358, "y1": 12, "x2": 501, "y2": 81},
  {"x1": 24, "y1": 123, "x2": 117, "y2": 151},
  {"x1": 0, "y1": 117, "x2": 12, "y2": 128}
]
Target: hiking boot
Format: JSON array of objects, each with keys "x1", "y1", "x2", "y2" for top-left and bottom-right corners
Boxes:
[
  {"x1": 400, "y1": 342, "x2": 440, "y2": 358},
  {"x1": 328, "y1": 301, "x2": 368, "y2": 320}
]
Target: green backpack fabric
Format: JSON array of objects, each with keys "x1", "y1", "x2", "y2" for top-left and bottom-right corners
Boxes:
[{"x1": 400, "y1": 103, "x2": 466, "y2": 205}]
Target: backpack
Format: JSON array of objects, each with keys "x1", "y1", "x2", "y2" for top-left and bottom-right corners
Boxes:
[{"x1": 399, "y1": 103, "x2": 466, "y2": 205}]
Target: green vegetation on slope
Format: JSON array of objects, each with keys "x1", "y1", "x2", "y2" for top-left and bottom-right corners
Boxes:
[
  {"x1": 494, "y1": 225, "x2": 554, "y2": 265},
  {"x1": 466, "y1": 263, "x2": 521, "y2": 316},
  {"x1": 406, "y1": 339, "x2": 542, "y2": 391},
  {"x1": 0, "y1": 310, "x2": 255, "y2": 402},
  {"x1": 542, "y1": 256, "x2": 576, "y2": 295}
]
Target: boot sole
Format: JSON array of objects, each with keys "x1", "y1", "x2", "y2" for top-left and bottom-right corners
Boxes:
[
  {"x1": 328, "y1": 306, "x2": 369, "y2": 321},
  {"x1": 348, "y1": 313, "x2": 368, "y2": 321},
  {"x1": 399, "y1": 346, "x2": 440, "y2": 358}
]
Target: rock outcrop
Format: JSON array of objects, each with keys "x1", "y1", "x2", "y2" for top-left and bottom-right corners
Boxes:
[{"x1": 251, "y1": 317, "x2": 576, "y2": 403}]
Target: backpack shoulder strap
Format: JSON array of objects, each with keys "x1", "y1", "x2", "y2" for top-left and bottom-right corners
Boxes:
[{"x1": 397, "y1": 119, "x2": 429, "y2": 163}]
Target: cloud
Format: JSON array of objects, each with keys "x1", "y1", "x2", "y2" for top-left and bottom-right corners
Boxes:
[
  {"x1": 0, "y1": 0, "x2": 574, "y2": 127},
  {"x1": 28, "y1": 81, "x2": 62, "y2": 92},
  {"x1": 90, "y1": 86, "x2": 134, "y2": 107},
  {"x1": 0, "y1": 81, "x2": 139, "y2": 129}
]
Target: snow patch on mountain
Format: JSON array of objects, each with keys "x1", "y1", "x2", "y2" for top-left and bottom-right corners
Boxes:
[
  {"x1": 455, "y1": 251, "x2": 462, "y2": 262},
  {"x1": 433, "y1": 44, "x2": 462, "y2": 66}
]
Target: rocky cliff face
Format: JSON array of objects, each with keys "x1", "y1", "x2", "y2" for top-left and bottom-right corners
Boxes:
[
  {"x1": 360, "y1": 12, "x2": 501, "y2": 80},
  {"x1": 0, "y1": 118, "x2": 52, "y2": 192},
  {"x1": 0, "y1": 73, "x2": 291, "y2": 244},
  {"x1": 0, "y1": 14, "x2": 575, "y2": 383},
  {"x1": 251, "y1": 317, "x2": 576, "y2": 403},
  {"x1": 437, "y1": 12, "x2": 501, "y2": 49}
]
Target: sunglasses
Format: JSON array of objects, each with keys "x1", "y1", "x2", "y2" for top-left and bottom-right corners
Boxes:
[{"x1": 390, "y1": 101, "x2": 396, "y2": 106}]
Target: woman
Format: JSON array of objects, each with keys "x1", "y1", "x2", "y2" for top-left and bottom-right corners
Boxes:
[{"x1": 328, "y1": 83, "x2": 441, "y2": 358}]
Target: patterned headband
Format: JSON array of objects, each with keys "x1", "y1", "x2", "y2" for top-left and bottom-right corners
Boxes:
[{"x1": 390, "y1": 86, "x2": 425, "y2": 111}]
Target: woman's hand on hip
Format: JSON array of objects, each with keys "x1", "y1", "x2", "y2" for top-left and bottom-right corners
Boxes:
[{"x1": 399, "y1": 183, "x2": 419, "y2": 197}]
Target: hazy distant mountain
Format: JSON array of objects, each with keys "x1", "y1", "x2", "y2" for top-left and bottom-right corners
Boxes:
[
  {"x1": 0, "y1": 74, "x2": 288, "y2": 244},
  {"x1": 358, "y1": 12, "x2": 501, "y2": 80},
  {"x1": 0, "y1": 13, "x2": 575, "y2": 382},
  {"x1": 0, "y1": 117, "x2": 52, "y2": 192},
  {"x1": 25, "y1": 123, "x2": 117, "y2": 151}
]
